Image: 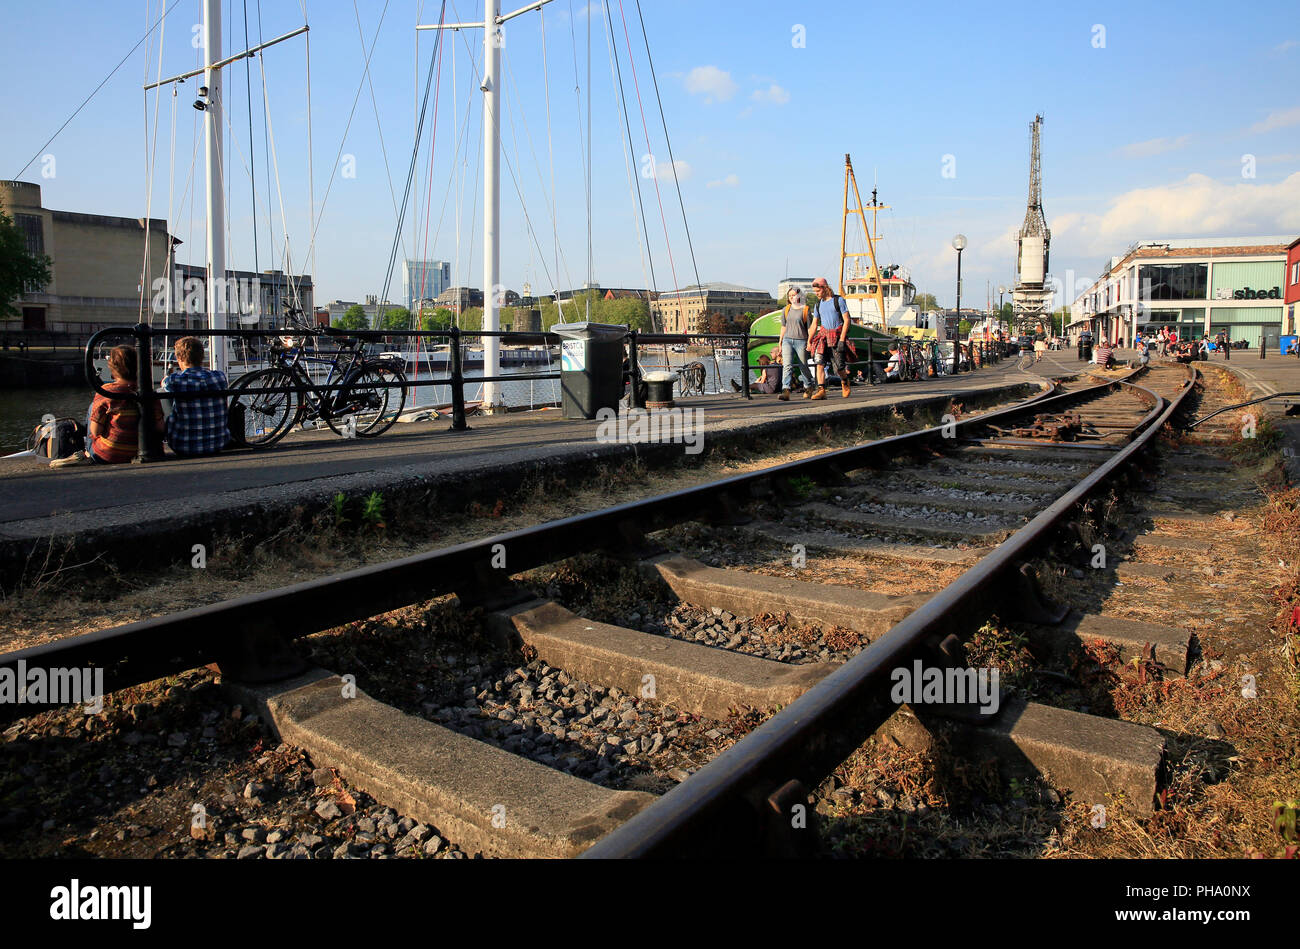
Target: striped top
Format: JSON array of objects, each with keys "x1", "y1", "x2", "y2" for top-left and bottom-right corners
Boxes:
[{"x1": 89, "y1": 381, "x2": 161, "y2": 464}]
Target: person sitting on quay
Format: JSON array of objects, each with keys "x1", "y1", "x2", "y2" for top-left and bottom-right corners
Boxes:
[
  {"x1": 163, "y1": 336, "x2": 230, "y2": 458},
  {"x1": 884, "y1": 343, "x2": 903, "y2": 381},
  {"x1": 752, "y1": 354, "x2": 781, "y2": 396},
  {"x1": 51, "y1": 344, "x2": 165, "y2": 468},
  {"x1": 1093, "y1": 339, "x2": 1115, "y2": 369}
]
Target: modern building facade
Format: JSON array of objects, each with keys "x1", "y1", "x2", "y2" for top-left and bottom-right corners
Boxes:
[
  {"x1": 0, "y1": 179, "x2": 173, "y2": 334},
  {"x1": 168, "y1": 263, "x2": 313, "y2": 331},
  {"x1": 651, "y1": 282, "x2": 778, "y2": 335},
  {"x1": 1285, "y1": 237, "x2": 1300, "y2": 348},
  {"x1": 403, "y1": 259, "x2": 450, "y2": 313},
  {"x1": 1068, "y1": 237, "x2": 1292, "y2": 349},
  {"x1": 776, "y1": 277, "x2": 817, "y2": 303}
]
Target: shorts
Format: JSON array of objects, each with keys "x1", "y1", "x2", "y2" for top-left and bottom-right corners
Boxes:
[{"x1": 822, "y1": 341, "x2": 848, "y2": 374}]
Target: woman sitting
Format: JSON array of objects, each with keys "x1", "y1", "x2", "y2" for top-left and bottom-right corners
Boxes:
[{"x1": 52, "y1": 345, "x2": 165, "y2": 468}]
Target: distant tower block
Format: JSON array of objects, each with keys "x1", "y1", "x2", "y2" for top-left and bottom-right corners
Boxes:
[{"x1": 1013, "y1": 114, "x2": 1052, "y2": 333}]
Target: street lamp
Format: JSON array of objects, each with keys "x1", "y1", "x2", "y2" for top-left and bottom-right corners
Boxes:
[{"x1": 952, "y1": 234, "x2": 966, "y2": 373}]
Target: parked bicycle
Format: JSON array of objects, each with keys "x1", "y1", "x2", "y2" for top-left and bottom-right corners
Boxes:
[{"x1": 227, "y1": 313, "x2": 408, "y2": 447}]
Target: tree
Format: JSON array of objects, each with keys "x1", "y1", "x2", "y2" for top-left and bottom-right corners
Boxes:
[
  {"x1": 380, "y1": 306, "x2": 411, "y2": 331},
  {"x1": 420, "y1": 307, "x2": 455, "y2": 332},
  {"x1": 0, "y1": 210, "x2": 52, "y2": 320},
  {"x1": 704, "y1": 312, "x2": 727, "y2": 336},
  {"x1": 914, "y1": 292, "x2": 940, "y2": 313},
  {"x1": 958, "y1": 319, "x2": 972, "y2": 336},
  {"x1": 999, "y1": 302, "x2": 1013, "y2": 323},
  {"x1": 336, "y1": 304, "x2": 367, "y2": 330}
]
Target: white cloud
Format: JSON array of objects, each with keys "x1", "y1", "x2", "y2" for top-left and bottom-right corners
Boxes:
[
  {"x1": 684, "y1": 66, "x2": 738, "y2": 103},
  {"x1": 647, "y1": 158, "x2": 692, "y2": 183},
  {"x1": 1249, "y1": 106, "x2": 1300, "y2": 133},
  {"x1": 1275, "y1": 39, "x2": 1297, "y2": 52},
  {"x1": 751, "y1": 83, "x2": 790, "y2": 106},
  {"x1": 1117, "y1": 135, "x2": 1191, "y2": 159},
  {"x1": 707, "y1": 174, "x2": 740, "y2": 189},
  {"x1": 1052, "y1": 172, "x2": 1300, "y2": 254}
]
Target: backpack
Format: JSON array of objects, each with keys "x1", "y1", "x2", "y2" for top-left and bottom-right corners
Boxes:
[{"x1": 31, "y1": 417, "x2": 86, "y2": 460}]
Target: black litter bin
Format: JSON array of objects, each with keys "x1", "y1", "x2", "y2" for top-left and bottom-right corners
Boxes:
[{"x1": 553, "y1": 321, "x2": 628, "y2": 419}]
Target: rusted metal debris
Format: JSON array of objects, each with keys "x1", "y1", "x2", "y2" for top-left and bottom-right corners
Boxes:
[{"x1": 988, "y1": 411, "x2": 1088, "y2": 441}]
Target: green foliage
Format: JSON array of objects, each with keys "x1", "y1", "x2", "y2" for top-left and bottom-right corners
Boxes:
[
  {"x1": 329, "y1": 492, "x2": 348, "y2": 528},
  {"x1": 379, "y1": 306, "x2": 411, "y2": 331},
  {"x1": 361, "y1": 491, "x2": 386, "y2": 529},
  {"x1": 419, "y1": 307, "x2": 455, "y2": 332},
  {"x1": 958, "y1": 319, "x2": 972, "y2": 335},
  {"x1": 336, "y1": 305, "x2": 367, "y2": 331},
  {"x1": 786, "y1": 475, "x2": 816, "y2": 500},
  {"x1": 0, "y1": 209, "x2": 52, "y2": 319},
  {"x1": 536, "y1": 291, "x2": 653, "y2": 332},
  {"x1": 1274, "y1": 800, "x2": 1298, "y2": 843},
  {"x1": 914, "y1": 292, "x2": 940, "y2": 312}
]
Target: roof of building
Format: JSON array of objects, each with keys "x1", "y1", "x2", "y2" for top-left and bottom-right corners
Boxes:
[{"x1": 657, "y1": 282, "x2": 775, "y2": 298}]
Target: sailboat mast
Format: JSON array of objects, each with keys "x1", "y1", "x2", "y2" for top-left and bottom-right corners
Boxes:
[
  {"x1": 204, "y1": 0, "x2": 227, "y2": 374},
  {"x1": 843, "y1": 155, "x2": 887, "y2": 329}
]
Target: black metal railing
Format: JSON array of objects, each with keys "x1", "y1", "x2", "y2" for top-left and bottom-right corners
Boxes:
[{"x1": 82, "y1": 323, "x2": 1005, "y2": 462}]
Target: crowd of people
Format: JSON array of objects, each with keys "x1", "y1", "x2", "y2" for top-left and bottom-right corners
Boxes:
[{"x1": 51, "y1": 336, "x2": 230, "y2": 468}]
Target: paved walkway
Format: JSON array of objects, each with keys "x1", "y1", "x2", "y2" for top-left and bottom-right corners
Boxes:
[{"x1": 0, "y1": 357, "x2": 1050, "y2": 551}]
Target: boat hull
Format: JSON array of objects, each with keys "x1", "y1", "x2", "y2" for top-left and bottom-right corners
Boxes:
[{"x1": 745, "y1": 310, "x2": 895, "y2": 374}]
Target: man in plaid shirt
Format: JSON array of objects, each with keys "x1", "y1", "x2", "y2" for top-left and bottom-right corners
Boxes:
[{"x1": 163, "y1": 336, "x2": 229, "y2": 458}]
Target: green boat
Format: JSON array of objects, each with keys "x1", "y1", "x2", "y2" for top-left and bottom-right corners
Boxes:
[{"x1": 745, "y1": 308, "x2": 897, "y2": 376}]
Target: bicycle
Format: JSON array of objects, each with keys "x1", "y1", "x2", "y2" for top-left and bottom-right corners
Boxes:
[{"x1": 227, "y1": 313, "x2": 408, "y2": 447}]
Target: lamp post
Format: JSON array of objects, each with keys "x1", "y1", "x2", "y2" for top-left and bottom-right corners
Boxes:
[{"x1": 952, "y1": 234, "x2": 966, "y2": 374}]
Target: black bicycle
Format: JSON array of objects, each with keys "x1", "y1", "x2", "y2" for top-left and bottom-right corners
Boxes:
[{"x1": 227, "y1": 318, "x2": 408, "y2": 447}]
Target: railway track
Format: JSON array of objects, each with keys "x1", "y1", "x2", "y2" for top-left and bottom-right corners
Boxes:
[{"x1": 1, "y1": 361, "x2": 1229, "y2": 858}]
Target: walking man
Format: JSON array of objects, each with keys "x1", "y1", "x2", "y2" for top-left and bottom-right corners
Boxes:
[
  {"x1": 1217, "y1": 329, "x2": 1230, "y2": 360},
  {"x1": 807, "y1": 277, "x2": 855, "y2": 399}
]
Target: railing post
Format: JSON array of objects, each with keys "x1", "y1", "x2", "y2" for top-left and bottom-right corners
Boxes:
[
  {"x1": 629, "y1": 329, "x2": 644, "y2": 409},
  {"x1": 952, "y1": 339, "x2": 960, "y2": 375},
  {"x1": 865, "y1": 337, "x2": 874, "y2": 385},
  {"x1": 448, "y1": 326, "x2": 469, "y2": 431},
  {"x1": 1260, "y1": 336, "x2": 1266, "y2": 360},
  {"x1": 135, "y1": 323, "x2": 164, "y2": 462},
  {"x1": 741, "y1": 327, "x2": 752, "y2": 400}
]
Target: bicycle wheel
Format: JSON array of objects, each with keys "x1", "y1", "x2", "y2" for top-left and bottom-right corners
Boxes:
[
  {"x1": 325, "y1": 366, "x2": 407, "y2": 438},
  {"x1": 228, "y1": 367, "x2": 299, "y2": 447}
]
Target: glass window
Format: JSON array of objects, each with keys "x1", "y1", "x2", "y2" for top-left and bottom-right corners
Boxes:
[{"x1": 1139, "y1": 263, "x2": 1208, "y2": 300}]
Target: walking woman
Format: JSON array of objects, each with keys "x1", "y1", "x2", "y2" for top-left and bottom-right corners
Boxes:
[{"x1": 775, "y1": 287, "x2": 816, "y2": 401}]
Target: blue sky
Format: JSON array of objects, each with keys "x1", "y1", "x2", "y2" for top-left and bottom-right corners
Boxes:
[{"x1": 3, "y1": 0, "x2": 1298, "y2": 309}]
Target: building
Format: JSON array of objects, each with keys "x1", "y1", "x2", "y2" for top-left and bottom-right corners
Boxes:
[
  {"x1": 326, "y1": 296, "x2": 400, "y2": 327},
  {"x1": 553, "y1": 284, "x2": 655, "y2": 303},
  {"x1": 1285, "y1": 237, "x2": 1300, "y2": 348},
  {"x1": 168, "y1": 264, "x2": 313, "y2": 331},
  {"x1": 776, "y1": 278, "x2": 816, "y2": 303},
  {"x1": 651, "y1": 282, "x2": 778, "y2": 335},
  {"x1": 0, "y1": 179, "x2": 173, "y2": 334},
  {"x1": 436, "y1": 286, "x2": 484, "y2": 311},
  {"x1": 1069, "y1": 237, "x2": 1291, "y2": 348},
  {"x1": 402, "y1": 259, "x2": 450, "y2": 313}
]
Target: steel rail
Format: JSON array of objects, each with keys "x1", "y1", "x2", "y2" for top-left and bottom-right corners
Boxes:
[
  {"x1": 0, "y1": 371, "x2": 1139, "y2": 725},
  {"x1": 580, "y1": 364, "x2": 1196, "y2": 857}
]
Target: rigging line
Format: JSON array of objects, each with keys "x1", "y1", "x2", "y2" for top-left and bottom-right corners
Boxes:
[
  {"x1": 374, "y1": 2, "x2": 446, "y2": 325},
  {"x1": 445, "y1": 23, "x2": 564, "y2": 307},
  {"x1": 12, "y1": 0, "x2": 184, "y2": 180},
  {"x1": 540, "y1": 9, "x2": 562, "y2": 300},
  {"x1": 632, "y1": 0, "x2": 703, "y2": 307},
  {"x1": 586, "y1": 0, "x2": 591, "y2": 291},
  {"x1": 415, "y1": 4, "x2": 449, "y2": 322},
  {"x1": 427, "y1": 38, "x2": 480, "y2": 289},
  {"x1": 300, "y1": 0, "x2": 392, "y2": 283},
  {"x1": 140, "y1": 0, "x2": 169, "y2": 322},
  {"x1": 351, "y1": 0, "x2": 409, "y2": 266},
  {"x1": 500, "y1": 48, "x2": 575, "y2": 293},
  {"x1": 242, "y1": 0, "x2": 260, "y2": 279},
  {"x1": 602, "y1": 0, "x2": 658, "y2": 311},
  {"x1": 416, "y1": 6, "x2": 448, "y2": 316},
  {"x1": 616, "y1": 0, "x2": 682, "y2": 319},
  {"x1": 255, "y1": 0, "x2": 277, "y2": 305},
  {"x1": 258, "y1": 59, "x2": 299, "y2": 306},
  {"x1": 165, "y1": 85, "x2": 179, "y2": 329},
  {"x1": 564, "y1": 0, "x2": 589, "y2": 287},
  {"x1": 304, "y1": 15, "x2": 316, "y2": 298}
]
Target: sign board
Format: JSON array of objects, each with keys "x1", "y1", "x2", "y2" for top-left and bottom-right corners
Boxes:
[{"x1": 561, "y1": 339, "x2": 585, "y2": 372}]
